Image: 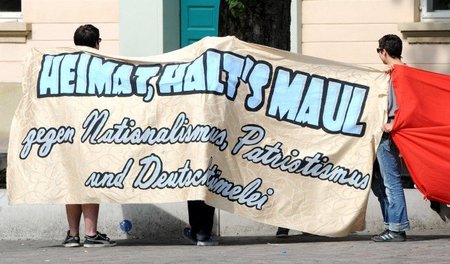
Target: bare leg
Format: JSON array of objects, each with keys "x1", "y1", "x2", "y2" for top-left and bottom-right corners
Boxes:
[
  {"x1": 65, "y1": 204, "x2": 82, "y2": 236},
  {"x1": 82, "y1": 204, "x2": 99, "y2": 236}
]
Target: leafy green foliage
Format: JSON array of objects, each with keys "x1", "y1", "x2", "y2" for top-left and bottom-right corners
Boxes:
[{"x1": 226, "y1": 0, "x2": 259, "y2": 17}]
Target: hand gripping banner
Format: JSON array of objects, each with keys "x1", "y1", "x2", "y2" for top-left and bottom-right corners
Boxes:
[{"x1": 8, "y1": 36, "x2": 388, "y2": 237}]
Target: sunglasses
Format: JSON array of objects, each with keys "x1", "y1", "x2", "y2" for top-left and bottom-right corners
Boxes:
[{"x1": 376, "y1": 48, "x2": 383, "y2": 53}]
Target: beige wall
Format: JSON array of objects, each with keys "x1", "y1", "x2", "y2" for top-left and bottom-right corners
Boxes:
[
  {"x1": 1, "y1": 1, "x2": 449, "y2": 83},
  {"x1": 301, "y1": 0, "x2": 450, "y2": 74},
  {"x1": 0, "y1": 0, "x2": 120, "y2": 83},
  {"x1": 0, "y1": 0, "x2": 120, "y2": 152}
]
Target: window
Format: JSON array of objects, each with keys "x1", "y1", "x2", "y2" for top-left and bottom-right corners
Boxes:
[
  {"x1": 421, "y1": 0, "x2": 450, "y2": 21},
  {"x1": 0, "y1": 0, "x2": 21, "y2": 20},
  {"x1": 399, "y1": 0, "x2": 450, "y2": 43},
  {"x1": 0, "y1": 0, "x2": 28, "y2": 43}
]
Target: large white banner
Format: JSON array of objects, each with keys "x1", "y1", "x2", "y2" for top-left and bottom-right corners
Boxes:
[{"x1": 8, "y1": 36, "x2": 388, "y2": 237}]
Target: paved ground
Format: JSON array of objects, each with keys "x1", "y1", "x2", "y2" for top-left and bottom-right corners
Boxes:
[{"x1": 0, "y1": 230, "x2": 449, "y2": 264}]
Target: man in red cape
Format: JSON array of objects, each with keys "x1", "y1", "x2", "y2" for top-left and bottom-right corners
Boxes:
[{"x1": 371, "y1": 34, "x2": 410, "y2": 242}]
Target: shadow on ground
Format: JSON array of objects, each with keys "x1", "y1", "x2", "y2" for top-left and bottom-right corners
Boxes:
[{"x1": 111, "y1": 232, "x2": 450, "y2": 247}]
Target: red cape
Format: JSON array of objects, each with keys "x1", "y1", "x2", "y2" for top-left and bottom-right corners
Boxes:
[{"x1": 391, "y1": 65, "x2": 450, "y2": 204}]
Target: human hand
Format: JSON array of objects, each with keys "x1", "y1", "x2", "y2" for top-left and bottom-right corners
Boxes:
[
  {"x1": 384, "y1": 65, "x2": 394, "y2": 73},
  {"x1": 383, "y1": 123, "x2": 393, "y2": 133}
]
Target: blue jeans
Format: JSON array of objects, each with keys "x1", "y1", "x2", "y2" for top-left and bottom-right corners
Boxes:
[{"x1": 371, "y1": 136, "x2": 410, "y2": 232}]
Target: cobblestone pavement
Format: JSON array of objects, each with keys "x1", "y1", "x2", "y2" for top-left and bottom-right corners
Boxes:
[{"x1": 0, "y1": 230, "x2": 449, "y2": 264}]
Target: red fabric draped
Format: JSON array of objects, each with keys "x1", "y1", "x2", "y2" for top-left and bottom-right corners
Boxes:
[{"x1": 391, "y1": 65, "x2": 450, "y2": 204}]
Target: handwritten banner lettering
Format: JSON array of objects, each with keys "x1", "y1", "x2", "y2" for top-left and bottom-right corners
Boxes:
[{"x1": 8, "y1": 37, "x2": 388, "y2": 237}]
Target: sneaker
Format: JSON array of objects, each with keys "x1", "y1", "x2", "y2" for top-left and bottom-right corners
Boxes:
[
  {"x1": 197, "y1": 238, "x2": 219, "y2": 246},
  {"x1": 62, "y1": 231, "x2": 81, "y2": 247},
  {"x1": 371, "y1": 230, "x2": 406, "y2": 242},
  {"x1": 183, "y1": 228, "x2": 218, "y2": 246},
  {"x1": 276, "y1": 227, "x2": 290, "y2": 238},
  {"x1": 183, "y1": 228, "x2": 197, "y2": 245},
  {"x1": 430, "y1": 201, "x2": 448, "y2": 221},
  {"x1": 83, "y1": 231, "x2": 117, "y2": 247}
]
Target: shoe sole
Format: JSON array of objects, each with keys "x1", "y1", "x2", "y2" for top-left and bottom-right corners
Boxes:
[
  {"x1": 197, "y1": 241, "x2": 219, "y2": 246},
  {"x1": 63, "y1": 243, "x2": 81, "y2": 248},
  {"x1": 371, "y1": 238, "x2": 406, "y2": 242},
  {"x1": 83, "y1": 243, "x2": 117, "y2": 248}
]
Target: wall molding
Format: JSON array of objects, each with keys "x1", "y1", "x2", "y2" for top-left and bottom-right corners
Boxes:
[
  {"x1": 399, "y1": 22, "x2": 450, "y2": 44},
  {"x1": 0, "y1": 22, "x2": 31, "y2": 43}
]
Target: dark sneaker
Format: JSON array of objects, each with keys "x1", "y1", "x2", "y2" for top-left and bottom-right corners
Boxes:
[
  {"x1": 371, "y1": 230, "x2": 406, "y2": 242},
  {"x1": 183, "y1": 228, "x2": 218, "y2": 246},
  {"x1": 276, "y1": 227, "x2": 290, "y2": 238},
  {"x1": 83, "y1": 232, "x2": 116, "y2": 247},
  {"x1": 197, "y1": 237, "x2": 219, "y2": 246},
  {"x1": 183, "y1": 228, "x2": 197, "y2": 245},
  {"x1": 62, "y1": 231, "x2": 81, "y2": 247}
]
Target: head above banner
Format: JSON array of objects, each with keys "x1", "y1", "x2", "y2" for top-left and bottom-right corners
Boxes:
[{"x1": 74, "y1": 24, "x2": 101, "y2": 50}]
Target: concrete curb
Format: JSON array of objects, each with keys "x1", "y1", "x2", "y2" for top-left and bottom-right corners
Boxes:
[{"x1": 1, "y1": 189, "x2": 449, "y2": 240}]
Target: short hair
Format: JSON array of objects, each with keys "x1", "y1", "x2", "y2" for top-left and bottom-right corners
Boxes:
[
  {"x1": 73, "y1": 24, "x2": 100, "y2": 48},
  {"x1": 378, "y1": 34, "x2": 402, "y2": 59}
]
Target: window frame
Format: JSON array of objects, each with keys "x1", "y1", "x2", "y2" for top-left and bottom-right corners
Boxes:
[
  {"x1": 421, "y1": 0, "x2": 450, "y2": 21},
  {"x1": 0, "y1": 0, "x2": 22, "y2": 21}
]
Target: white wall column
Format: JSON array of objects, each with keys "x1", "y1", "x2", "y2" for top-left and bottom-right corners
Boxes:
[
  {"x1": 119, "y1": 0, "x2": 179, "y2": 56},
  {"x1": 290, "y1": 0, "x2": 302, "y2": 53}
]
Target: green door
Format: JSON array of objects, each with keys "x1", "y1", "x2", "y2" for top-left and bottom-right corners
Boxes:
[{"x1": 180, "y1": 0, "x2": 220, "y2": 47}]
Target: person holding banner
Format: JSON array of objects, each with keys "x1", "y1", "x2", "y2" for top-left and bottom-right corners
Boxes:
[
  {"x1": 183, "y1": 201, "x2": 218, "y2": 246},
  {"x1": 371, "y1": 34, "x2": 410, "y2": 242},
  {"x1": 62, "y1": 24, "x2": 116, "y2": 248}
]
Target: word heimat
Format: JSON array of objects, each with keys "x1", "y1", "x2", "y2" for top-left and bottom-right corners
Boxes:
[{"x1": 37, "y1": 49, "x2": 368, "y2": 137}]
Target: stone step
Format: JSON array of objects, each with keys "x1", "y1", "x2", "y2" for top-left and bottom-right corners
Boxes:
[{"x1": 0, "y1": 189, "x2": 448, "y2": 240}]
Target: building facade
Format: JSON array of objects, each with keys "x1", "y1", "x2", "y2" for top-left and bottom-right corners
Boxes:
[
  {"x1": 300, "y1": 0, "x2": 450, "y2": 74},
  {"x1": 0, "y1": 0, "x2": 449, "y2": 239},
  {"x1": 3, "y1": 0, "x2": 450, "y2": 154}
]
